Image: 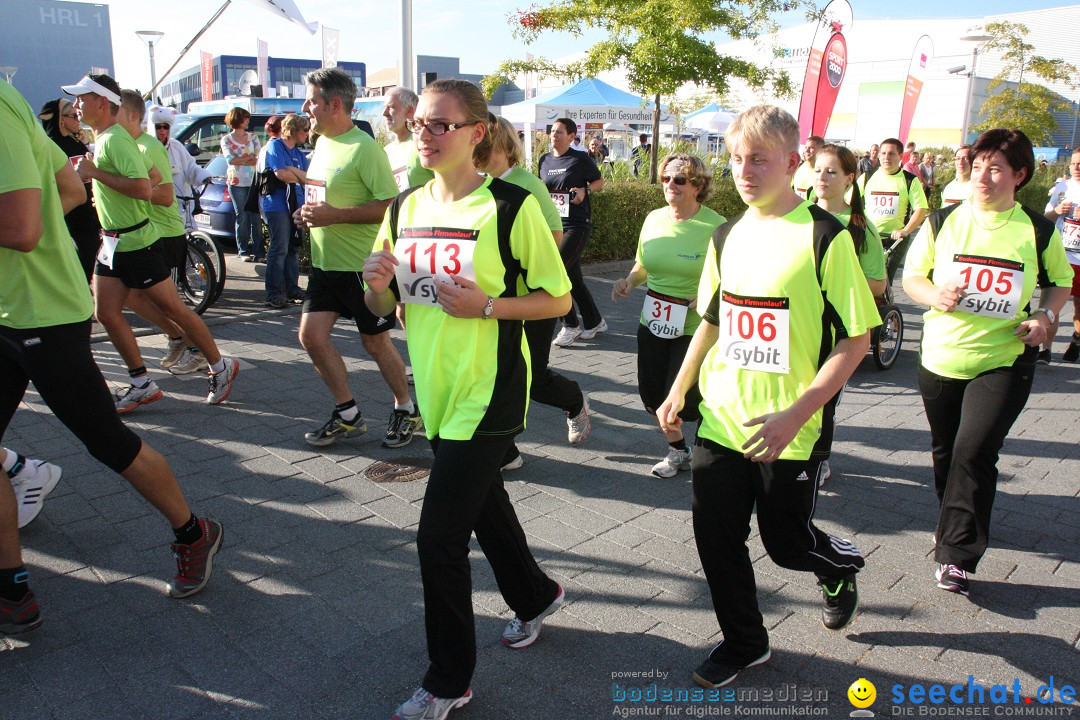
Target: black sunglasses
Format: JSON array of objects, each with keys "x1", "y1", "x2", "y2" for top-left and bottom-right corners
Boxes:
[
  {"x1": 661, "y1": 175, "x2": 689, "y2": 186},
  {"x1": 155, "y1": 123, "x2": 170, "y2": 130}
]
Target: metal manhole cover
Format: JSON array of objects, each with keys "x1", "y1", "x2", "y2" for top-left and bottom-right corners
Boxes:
[{"x1": 363, "y1": 457, "x2": 432, "y2": 483}]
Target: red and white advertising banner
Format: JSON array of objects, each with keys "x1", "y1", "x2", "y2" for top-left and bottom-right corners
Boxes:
[
  {"x1": 898, "y1": 35, "x2": 934, "y2": 144},
  {"x1": 796, "y1": 0, "x2": 852, "y2": 144},
  {"x1": 811, "y1": 32, "x2": 847, "y2": 137},
  {"x1": 200, "y1": 51, "x2": 213, "y2": 101},
  {"x1": 257, "y1": 39, "x2": 269, "y2": 89}
]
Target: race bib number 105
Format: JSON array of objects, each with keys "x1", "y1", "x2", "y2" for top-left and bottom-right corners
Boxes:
[
  {"x1": 938, "y1": 254, "x2": 1025, "y2": 319},
  {"x1": 393, "y1": 227, "x2": 478, "y2": 305},
  {"x1": 718, "y1": 291, "x2": 790, "y2": 374}
]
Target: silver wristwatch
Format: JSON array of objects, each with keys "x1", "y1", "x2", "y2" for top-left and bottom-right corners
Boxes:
[
  {"x1": 481, "y1": 296, "x2": 495, "y2": 320},
  {"x1": 1034, "y1": 308, "x2": 1056, "y2": 326}
]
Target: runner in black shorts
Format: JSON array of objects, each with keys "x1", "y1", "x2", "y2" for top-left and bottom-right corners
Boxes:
[
  {"x1": 67, "y1": 82, "x2": 239, "y2": 410},
  {"x1": 1, "y1": 79, "x2": 223, "y2": 636},
  {"x1": 293, "y1": 68, "x2": 417, "y2": 449}
]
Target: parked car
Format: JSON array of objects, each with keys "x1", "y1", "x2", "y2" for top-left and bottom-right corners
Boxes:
[{"x1": 191, "y1": 118, "x2": 375, "y2": 248}]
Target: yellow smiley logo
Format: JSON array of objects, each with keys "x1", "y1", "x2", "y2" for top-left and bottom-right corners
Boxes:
[{"x1": 848, "y1": 678, "x2": 876, "y2": 709}]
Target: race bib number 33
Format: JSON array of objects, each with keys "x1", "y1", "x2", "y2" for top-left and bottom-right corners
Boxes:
[
  {"x1": 938, "y1": 253, "x2": 1024, "y2": 319},
  {"x1": 718, "y1": 291, "x2": 790, "y2": 374},
  {"x1": 393, "y1": 227, "x2": 478, "y2": 305}
]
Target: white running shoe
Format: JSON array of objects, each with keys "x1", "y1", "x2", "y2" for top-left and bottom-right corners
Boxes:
[
  {"x1": 160, "y1": 337, "x2": 186, "y2": 369},
  {"x1": 206, "y1": 357, "x2": 239, "y2": 404},
  {"x1": 552, "y1": 325, "x2": 582, "y2": 347},
  {"x1": 567, "y1": 396, "x2": 591, "y2": 445},
  {"x1": 818, "y1": 460, "x2": 832, "y2": 488},
  {"x1": 579, "y1": 319, "x2": 608, "y2": 340},
  {"x1": 501, "y1": 584, "x2": 565, "y2": 648},
  {"x1": 392, "y1": 687, "x2": 472, "y2": 720},
  {"x1": 10, "y1": 459, "x2": 63, "y2": 528},
  {"x1": 115, "y1": 381, "x2": 163, "y2": 414},
  {"x1": 170, "y1": 348, "x2": 209, "y2": 375},
  {"x1": 501, "y1": 453, "x2": 524, "y2": 472},
  {"x1": 651, "y1": 447, "x2": 691, "y2": 478}
]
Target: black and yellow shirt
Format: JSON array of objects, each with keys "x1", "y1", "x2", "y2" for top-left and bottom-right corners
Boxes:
[
  {"x1": 375, "y1": 177, "x2": 572, "y2": 440},
  {"x1": 858, "y1": 168, "x2": 928, "y2": 236},
  {"x1": 697, "y1": 202, "x2": 880, "y2": 460},
  {"x1": 903, "y1": 202, "x2": 1072, "y2": 379}
]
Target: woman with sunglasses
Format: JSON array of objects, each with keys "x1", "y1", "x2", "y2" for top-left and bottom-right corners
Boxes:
[
  {"x1": 902, "y1": 128, "x2": 1072, "y2": 597},
  {"x1": 363, "y1": 79, "x2": 572, "y2": 720},
  {"x1": 38, "y1": 97, "x2": 99, "y2": 280},
  {"x1": 611, "y1": 153, "x2": 725, "y2": 477},
  {"x1": 260, "y1": 113, "x2": 308, "y2": 308}
]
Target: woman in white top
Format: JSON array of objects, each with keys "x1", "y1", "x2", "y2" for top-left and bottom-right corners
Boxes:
[{"x1": 219, "y1": 107, "x2": 263, "y2": 261}]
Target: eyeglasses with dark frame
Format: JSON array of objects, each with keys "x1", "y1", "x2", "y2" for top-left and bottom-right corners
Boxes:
[
  {"x1": 405, "y1": 118, "x2": 475, "y2": 136},
  {"x1": 661, "y1": 175, "x2": 690, "y2": 186},
  {"x1": 154, "y1": 123, "x2": 171, "y2": 131},
  {"x1": 62, "y1": 113, "x2": 78, "y2": 119}
]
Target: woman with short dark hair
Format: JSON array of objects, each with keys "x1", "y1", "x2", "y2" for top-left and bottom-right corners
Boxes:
[
  {"x1": 902, "y1": 128, "x2": 1073, "y2": 597},
  {"x1": 220, "y1": 107, "x2": 262, "y2": 262}
]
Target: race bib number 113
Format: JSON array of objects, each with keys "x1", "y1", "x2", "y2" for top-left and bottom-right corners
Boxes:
[{"x1": 393, "y1": 227, "x2": 478, "y2": 305}]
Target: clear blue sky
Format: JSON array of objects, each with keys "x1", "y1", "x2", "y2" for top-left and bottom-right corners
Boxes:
[{"x1": 100, "y1": 0, "x2": 1074, "y2": 91}]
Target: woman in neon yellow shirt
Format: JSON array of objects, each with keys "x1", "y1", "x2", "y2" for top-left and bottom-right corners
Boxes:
[
  {"x1": 364, "y1": 79, "x2": 572, "y2": 720},
  {"x1": 612, "y1": 153, "x2": 725, "y2": 478},
  {"x1": 903, "y1": 129, "x2": 1072, "y2": 598}
]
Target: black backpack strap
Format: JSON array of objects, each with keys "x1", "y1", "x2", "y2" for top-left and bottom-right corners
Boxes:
[
  {"x1": 1019, "y1": 205, "x2": 1055, "y2": 288},
  {"x1": 702, "y1": 212, "x2": 742, "y2": 324},
  {"x1": 902, "y1": 170, "x2": 920, "y2": 225},
  {"x1": 806, "y1": 204, "x2": 846, "y2": 360},
  {"x1": 384, "y1": 185, "x2": 424, "y2": 300},
  {"x1": 486, "y1": 178, "x2": 529, "y2": 295},
  {"x1": 924, "y1": 203, "x2": 964, "y2": 284}
]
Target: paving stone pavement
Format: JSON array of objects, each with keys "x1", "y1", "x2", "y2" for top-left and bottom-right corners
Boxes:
[{"x1": 3, "y1": 266, "x2": 1078, "y2": 720}]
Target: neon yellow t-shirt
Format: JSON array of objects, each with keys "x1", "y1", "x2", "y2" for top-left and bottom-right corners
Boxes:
[
  {"x1": 0, "y1": 81, "x2": 94, "y2": 329},
  {"x1": 375, "y1": 177, "x2": 572, "y2": 441},
  {"x1": 502, "y1": 166, "x2": 562, "y2": 235},
  {"x1": 859, "y1": 168, "x2": 929, "y2": 236},
  {"x1": 136, "y1": 132, "x2": 186, "y2": 239},
  {"x1": 384, "y1": 138, "x2": 434, "y2": 192},
  {"x1": 833, "y1": 208, "x2": 886, "y2": 282},
  {"x1": 307, "y1": 127, "x2": 399, "y2": 271},
  {"x1": 92, "y1": 124, "x2": 157, "y2": 252},
  {"x1": 903, "y1": 202, "x2": 1073, "y2": 379},
  {"x1": 696, "y1": 202, "x2": 880, "y2": 460},
  {"x1": 636, "y1": 205, "x2": 725, "y2": 336},
  {"x1": 792, "y1": 160, "x2": 817, "y2": 201},
  {"x1": 941, "y1": 179, "x2": 971, "y2": 208}
]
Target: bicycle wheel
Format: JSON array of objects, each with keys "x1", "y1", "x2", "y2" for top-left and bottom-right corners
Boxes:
[
  {"x1": 873, "y1": 305, "x2": 904, "y2": 370},
  {"x1": 188, "y1": 231, "x2": 227, "y2": 302},
  {"x1": 177, "y1": 242, "x2": 217, "y2": 315}
]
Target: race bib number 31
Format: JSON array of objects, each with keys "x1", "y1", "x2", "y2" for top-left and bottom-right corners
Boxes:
[
  {"x1": 939, "y1": 254, "x2": 1024, "y2": 319},
  {"x1": 393, "y1": 227, "x2": 478, "y2": 305},
  {"x1": 642, "y1": 289, "x2": 689, "y2": 338},
  {"x1": 718, "y1": 291, "x2": 790, "y2": 374}
]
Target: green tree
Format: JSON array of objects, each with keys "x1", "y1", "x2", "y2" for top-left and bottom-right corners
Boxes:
[
  {"x1": 970, "y1": 21, "x2": 1078, "y2": 145},
  {"x1": 481, "y1": 0, "x2": 804, "y2": 183}
]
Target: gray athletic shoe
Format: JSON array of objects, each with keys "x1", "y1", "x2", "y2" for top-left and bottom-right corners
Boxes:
[
  {"x1": 170, "y1": 348, "x2": 209, "y2": 375},
  {"x1": 392, "y1": 687, "x2": 472, "y2": 720},
  {"x1": 114, "y1": 382, "x2": 163, "y2": 414},
  {"x1": 10, "y1": 458, "x2": 63, "y2": 528},
  {"x1": 501, "y1": 584, "x2": 564, "y2": 648},
  {"x1": 160, "y1": 337, "x2": 186, "y2": 369}
]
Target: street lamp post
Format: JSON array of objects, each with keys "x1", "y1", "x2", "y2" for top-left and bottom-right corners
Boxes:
[
  {"x1": 135, "y1": 30, "x2": 165, "y2": 96},
  {"x1": 949, "y1": 34, "x2": 993, "y2": 145}
]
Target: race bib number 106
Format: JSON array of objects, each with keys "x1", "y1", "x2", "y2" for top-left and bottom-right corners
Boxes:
[
  {"x1": 393, "y1": 227, "x2": 479, "y2": 305},
  {"x1": 718, "y1": 291, "x2": 790, "y2": 374}
]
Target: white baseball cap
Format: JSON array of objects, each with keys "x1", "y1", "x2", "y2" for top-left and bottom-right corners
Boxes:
[{"x1": 61, "y1": 74, "x2": 122, "y2": 105}]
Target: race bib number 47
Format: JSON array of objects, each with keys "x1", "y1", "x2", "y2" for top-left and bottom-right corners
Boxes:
[
  {"x1": 718, "y1": 291, "x2": 790, "y2": 374},
  {"x1": 938, "y1": 254, "x2": 1025, "y2": 319},
  {"x1": 1062, "y1": 218, "x2": 1080, "y2": 252},
  {"x1": 393, "y1": 227, "x2": 478, "y2": 305}
]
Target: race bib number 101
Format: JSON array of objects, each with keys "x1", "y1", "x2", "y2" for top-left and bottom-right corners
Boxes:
[
  {"x1": 938, "y1": 254, "x2": 1025, "y2": 319},
  {"x1": 718, "y1": 291, "x2": 790, "y2": 374},
  {"x1": 868, "y1": 191, "x2": 899, "y2": 219},
  {"x1": 393, "y1": 227, "x2": 479, "y2": 305}
]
